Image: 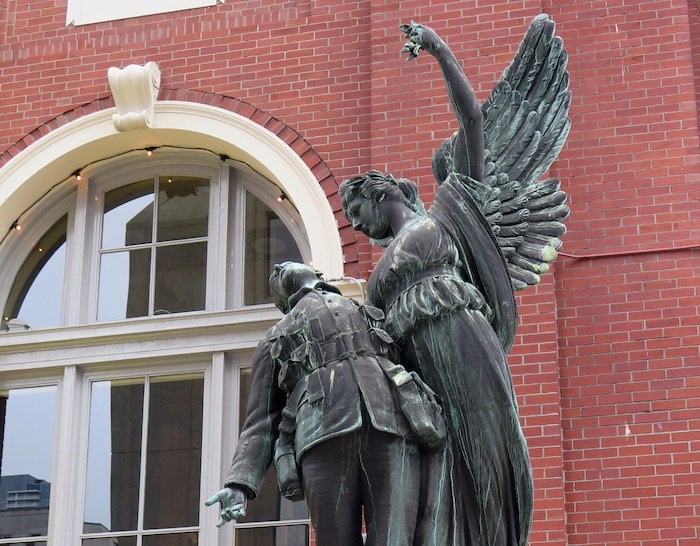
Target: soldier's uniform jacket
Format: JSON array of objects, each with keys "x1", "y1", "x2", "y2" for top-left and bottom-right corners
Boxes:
[{"x1": 224, "y1": 285, "x2": 411, "y2": 499}]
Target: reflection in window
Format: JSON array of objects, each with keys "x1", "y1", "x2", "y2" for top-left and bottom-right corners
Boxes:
[
  {"x1": 235, "y1": 368, "x2": 310, "y2": 545},
  {"x1": 2, "y1": 216, "x2": 67, "y2": 330},
  {"x1": 244, "y1": 192, "x2": 303, "y2": 306},
  {"x1": 98, "y1": 177, "x2": 209, "y2": 321},
  {"x1": 102, "y1": 180, "x2": 154, "y2": 248},
  {"x1": 83, "y1": 375, "x2": 203, "y2": 545},
  {"x1": 0, "y1": 386, "x2": 57, "y2": 542},
  {"x1": 236, "y1": 525, "x2": 309, "y2": 546}
]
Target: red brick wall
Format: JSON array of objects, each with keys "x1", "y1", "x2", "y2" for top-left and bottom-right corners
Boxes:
[
  {"x1": 545, "y1": 0, "x2": 700, "y2": 544},
  {"x1": 1, "y1": 1, "x2": 698, "y2": 545}
]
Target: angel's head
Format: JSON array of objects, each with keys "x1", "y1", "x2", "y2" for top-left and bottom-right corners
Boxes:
[{"x1": 340, "y1": 170, "x2": 426, "y2": 246}]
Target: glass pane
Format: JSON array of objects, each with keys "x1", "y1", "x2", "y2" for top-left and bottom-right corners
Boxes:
[
  {"x1": 84, "y1": 379, "x2": 144, "y2": 534},
  {"x1": 142, "y1": 533, "x2": 199, "y2": 546},
  {"x1": 235, "y1": 525, "x2": 309, "y2": 546},
  {"x1": 97, "y1": 249, "x2": 151, "y2": 321},
  {"x1": 102, "y1": 179, "x2": 155, "y2": 248},
  {"x1": 244, "y1": 192, "x2": 302, "y2": 306},
  {"x1": 236, "y1": 370, "x2": 309, "y2": 524},
  {"x1": 0, "y1": 386, "x2": 57, "y2": 541},
  {"x1": 153, "y1": 243, "x2": 207, "y2": 314},
  {"x1": 157, "y1": 177, "x2": 209, "y2": 242},
  {"x1": 143, "y1": 376, "x2": 203, "y2": 529},
  {"x1": 83, "y1": 537, "x2": 135, "y2": 546},
  {"x1": 2, "y1": 216, "x2": 67, "y2": 330}
]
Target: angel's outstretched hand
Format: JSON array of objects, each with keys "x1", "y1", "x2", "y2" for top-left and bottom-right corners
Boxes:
[
  {"x1": 400, "y1": 22, "x2": 443, "y2": 59},
  {"x1": 205, "y1": 486, "x2": 248, "y2": 527}
]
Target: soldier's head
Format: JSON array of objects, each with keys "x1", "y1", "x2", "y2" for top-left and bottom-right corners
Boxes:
[{"x1": 269, "y1": 262, "x2": 323, "y2": 313}]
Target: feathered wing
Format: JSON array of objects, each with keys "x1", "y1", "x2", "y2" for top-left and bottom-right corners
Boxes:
[{"x1": 441, "y1": 14, "x2": 572, "y2": 290}]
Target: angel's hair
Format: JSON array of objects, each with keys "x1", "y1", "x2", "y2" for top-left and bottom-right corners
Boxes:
[
  {"x1": 432, "y1": 135, "x2": 455, "y2": 183},
  {"x1": 339, "y1": 170, "x2": 426, "y2": 216}
]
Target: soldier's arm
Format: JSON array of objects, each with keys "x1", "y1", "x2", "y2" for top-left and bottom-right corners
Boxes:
[{"x1": 222, "y1": 339, "x2": 286, "y2": 498}]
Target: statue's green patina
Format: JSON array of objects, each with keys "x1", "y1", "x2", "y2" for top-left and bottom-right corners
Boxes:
[
  {"x1": 339, "y1": 16, "x2": 571, "y2": 546},
  {"x1": 207, "y1": 262, "x2": 445, "y2": 544},
  {"x1": 208, "y1": 15, "x2": 571, "y2": 546}
]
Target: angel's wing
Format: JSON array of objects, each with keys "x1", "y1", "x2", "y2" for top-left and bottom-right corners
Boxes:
[{"x1": 440, "y1": 14, "x2": 572, "y2": 290}]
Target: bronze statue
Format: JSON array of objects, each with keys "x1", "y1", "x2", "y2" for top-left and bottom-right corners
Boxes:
[
  {"x1": 340, "y1": 15, "x2": 571, "y2": 546},
  {"x1": 208, "y1": 14, "x2": 570, "y2": 546},
  {"x1": 207, "y1": 262, "x2": 446, "y2": 545}
]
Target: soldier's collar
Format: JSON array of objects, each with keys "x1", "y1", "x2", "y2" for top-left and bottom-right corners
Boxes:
[{"x1": 287, "y1": 282, "x2": 342, "y2": 309}]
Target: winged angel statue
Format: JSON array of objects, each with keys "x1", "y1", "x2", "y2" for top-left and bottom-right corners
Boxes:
[{"x1": 340, "y1": 14, "x2": 571, "y2": 546}]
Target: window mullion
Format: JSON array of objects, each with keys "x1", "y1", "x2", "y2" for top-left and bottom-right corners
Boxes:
[
  {"x1": 207, "y1": 162, "x2": 229, "y2": 311},
  {"x1": 199, "y1": 353, "x2": 231, "y2": 545},
  {"x1": 47, "y1": 366, "x2": 82, "y2": 545},
  {"x1": 148, "y1": 178, "x2": 160, "y2": 317},
  {"x1": 64, "y1": 178, "x2": 92, "y2": 325},
  {"x1": 228, "y1": 174, "x2": 247, "y2": 309},
  {"x1": 137, "y1": 376, "x2": 152, "y2": 543}
]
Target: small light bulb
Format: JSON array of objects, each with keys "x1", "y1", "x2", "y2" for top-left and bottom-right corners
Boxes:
[
  {"x1": 13, "y1": 223, "x2": 22, "y2": 231},
  {"x1": 38, "y1": 247, "x2": 43, "y2": 252},
  {"x1": 76, "y1": 173, "x2": 82, "y2": 181}
]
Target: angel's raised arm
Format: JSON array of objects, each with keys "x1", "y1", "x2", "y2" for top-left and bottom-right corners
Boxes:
[{"x1": 401, "y1": 23, "x2": 484, "y2": 182}]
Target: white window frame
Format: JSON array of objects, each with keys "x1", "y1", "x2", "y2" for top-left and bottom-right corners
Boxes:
[
  {"x1": 81, "y1": 151, "x2": 228, "y2": 322},
  {"x1": 73, "y1": 360, "x2": 213, "y2": 545},
  {"x1": 0, "y1": 147, "x2": 315, "y2": 545},
  {"x1": 0, "y1": 372, "x2": 63, "y2": 545},
  {"x1": 0, "y1": 184, "x2": 75, "y2": 328},
  {"x1": 0, "y1": 148, "x2": 310, "y2": 329},
  {"x1": 0, "y1": 351, "x2": 313, "y2": 546},
  {"x1": 66, "y1": 0, "x2": 223, "y2": 27}
]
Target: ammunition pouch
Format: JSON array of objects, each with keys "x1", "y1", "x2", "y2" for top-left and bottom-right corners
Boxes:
[
  {"x1": 384, "y1": 365, "x2": 447, "y2": 450},
  {"x1": 274, "y1": 399, "x2": 304, "y2": 501}
]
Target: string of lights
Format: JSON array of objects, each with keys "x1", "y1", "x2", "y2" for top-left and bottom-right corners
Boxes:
[
  {"x1": 3, "y1": 144, "x2": 695, "y2": 262},
  {"x1": 0, "y1": 144, "x2": 290, "y2": 248}
]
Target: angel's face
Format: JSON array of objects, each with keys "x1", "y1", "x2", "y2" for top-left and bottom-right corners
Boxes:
[{"x1": 345, "y1": 195, "x2": 390, "y2": 241}]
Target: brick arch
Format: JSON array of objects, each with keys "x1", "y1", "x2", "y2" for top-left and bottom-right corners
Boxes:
[
  {"x1": 0, "y1": 89, "x2": 362, "y2": 272},
  {"x1": 1, "y1": 90, "x2": 337, "y2": 193}
]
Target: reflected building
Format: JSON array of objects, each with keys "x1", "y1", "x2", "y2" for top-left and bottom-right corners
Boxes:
[
  {"x1": 0, "y1": 475, "x2": 50, "y2": 511},
  {"x1": 0, "y1": 475, "x2": 115, "y2": 544}
]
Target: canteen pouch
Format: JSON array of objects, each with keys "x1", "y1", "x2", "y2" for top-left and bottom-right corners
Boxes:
[
  {"x1": 392, "y1": 370, "x2": 447, "y2": 450},
  {"x1": 274, "y1": 407, "x2": 304, "y2": 501}
]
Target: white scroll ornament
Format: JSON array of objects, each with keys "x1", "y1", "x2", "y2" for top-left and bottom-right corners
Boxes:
[{"x1": 108, "y1": 61, "x2": 161, "y2": 132}]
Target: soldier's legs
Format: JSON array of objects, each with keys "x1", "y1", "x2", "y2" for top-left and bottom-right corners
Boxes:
[
  {"x1": 359, "y1": 427, "x2": 421, "y2": 546},
  {"x1": 301, "y1": 426, "x2": 421, "y2": 546},
  {"x1": 300, "y1": 434, "x2": 364, "y2": 546}
]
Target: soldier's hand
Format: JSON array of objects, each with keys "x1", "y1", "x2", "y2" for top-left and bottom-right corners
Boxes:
[{"x1": 205, "y1": 486, "x2": 248, "y2": 527}]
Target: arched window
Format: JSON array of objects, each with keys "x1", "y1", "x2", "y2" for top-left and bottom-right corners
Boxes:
[
  {"x1": 0, "y1": 148, "x2": 316, "y2": 546},
  {"x1": 1, "y1": 150, "x2": 308, "y2": 329}
]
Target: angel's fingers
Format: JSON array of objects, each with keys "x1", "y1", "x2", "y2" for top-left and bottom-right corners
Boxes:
[{"x1": 408, "y1": 26, "x2": 424, "y2": 40}]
